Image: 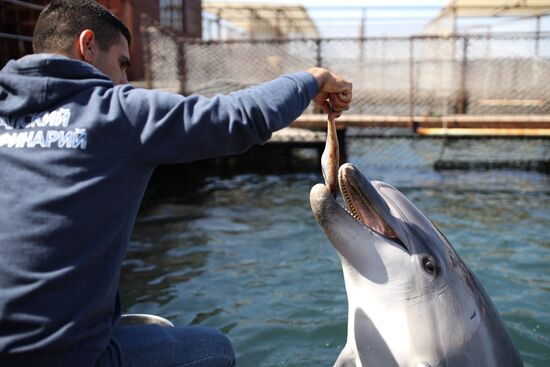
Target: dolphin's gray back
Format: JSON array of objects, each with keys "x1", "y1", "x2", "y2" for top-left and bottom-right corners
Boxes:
[
  {"x1": 376, "y1": 180, "x2": 523, "y2": 366},
  {"x1": 454, "y1": 266, "x2": 524, "y2": 366},
  {"x1": 444, "y1": 322, "x2": 523, "y2": 366},
  {"x1": 436, "y1": 231, "x2": 523, "y2": 365}
]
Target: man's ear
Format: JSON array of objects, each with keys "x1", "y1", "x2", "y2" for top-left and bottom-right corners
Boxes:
[{"x1": 77, "y1": 29, "x2": 97, "y2": 63}]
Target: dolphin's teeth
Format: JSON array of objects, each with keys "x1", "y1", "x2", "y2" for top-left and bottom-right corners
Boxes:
[
  {"x1": 341, "y1": 180, "x2": 360, "y2": 220},
  {"x1": 383, "y1": 222, "x2": 396, "y2": 238},
  {"x1": 343, "y1": 206, "x2": 360, "y2": 221},
  {"x1": 340, "y1": 174, "x2": 398, "y2": 240}
]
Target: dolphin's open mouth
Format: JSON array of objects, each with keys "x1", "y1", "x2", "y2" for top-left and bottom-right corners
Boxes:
[{"x1": 338, "y1": 164, "x2": 400, "y2": 243}]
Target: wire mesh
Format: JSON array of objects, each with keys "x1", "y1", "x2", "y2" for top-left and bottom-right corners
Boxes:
[
  {"x1": 140, "y1": 20, "x2": 549, "y2": 170},
  {"x1": 465, "y1": 35, "x2": 550, "y2": 115},
  {"x1": 143, "y1": 25, "x2": 181, "y2": 92},
  {"x1": 141, "y1": 19, "x2": 550, "y2": 117},
  {"x1": 347, "y1": 134, "x2": 550, "y2": 170},
  {"x1": 184, "y1": 40, "x2": 319, "y2": 96}
]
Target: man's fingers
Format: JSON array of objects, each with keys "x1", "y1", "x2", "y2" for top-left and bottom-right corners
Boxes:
[
  {"x1": 327, "y1": 80, "x2": 352, "y2": 95},
  {"x1": 329, "y1": 111, "x2": 342, "y2": 118},
  {"x1": 329, "y1": 92, "x2": 351, "y2": 112},
  {"x1": 329, "y1": 94, "x2": 348, "y2": 111},
  {"x1": 308, "y1": 68, "x2": 353, "y2": 115},
  {"x1": 337, "y1": 91, "x2": 352, "y2": 103},
  {"x1": 318, "y1": 100, "x2": 331, "y2": 114}
]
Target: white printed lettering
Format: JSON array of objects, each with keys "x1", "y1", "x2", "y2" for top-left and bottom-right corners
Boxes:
[
  {"x1": 0, "y1": 128, "x2": 87, "y2": 150},
  {"x1": 46, "y1": 130, "x2": 59, "y2": 148},
  {"x1": 15, "y1": 131, "x2": 29, "y2": 148},
  {"x1": 30, "y1": 130, "x2": 46, "y2": 148},
  {"x1": 0, "y1": 132, "x2": 18, "y2": 147},
  {"x1": 0, "y1": 108, "x2": 86, "y2": 150},
  {"x1": 0, "y1": 117, "x2": 12, "y2": 130},
  {"x1": 57, "y1": 131, "x2": 73, "y2": 148},
  {"x1": 72, "y1": 128, "x2": 87, "y2": 149}
]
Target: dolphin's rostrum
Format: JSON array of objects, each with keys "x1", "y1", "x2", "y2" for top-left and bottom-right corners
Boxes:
[{"x1": 310, "y1": 163, "x2": 524, "y2": 367}]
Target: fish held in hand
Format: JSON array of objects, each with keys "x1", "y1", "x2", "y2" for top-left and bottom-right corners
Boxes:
[{"x1": 321, "y1": 113, "x2": 339, "y2": 197}]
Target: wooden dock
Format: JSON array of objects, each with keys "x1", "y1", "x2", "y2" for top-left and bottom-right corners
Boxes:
[
  {"x1": 270, "y1": 127, "x2": 326, "y2": 145},
  {"x1": 147, "y1": 114, "x2": 550, "y2": 190},
  {"x1": 267, "y1": 114, "x2": 550, "y2": 150},
  {"x1": 269, "y1": 126, "x2": 348, "y2": 162},
  {"x1": 289, "y1": 114, "x2": 550, "y2": 132},
  {"x1": 265, "y1": 114, "x2": 550, "y2": 172}
]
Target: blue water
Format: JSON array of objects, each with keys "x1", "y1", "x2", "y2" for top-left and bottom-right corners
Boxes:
[{"x1": 121, "y1": 162, "x2": 549, "y2": 366}]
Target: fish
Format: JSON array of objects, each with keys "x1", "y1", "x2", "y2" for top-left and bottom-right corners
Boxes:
[
  {"x1": 321, "y1": 113, "x2": 339, "y2": 197},
  {"x1": 310, "y1": 163, "x2": 524, "y2": 367}
]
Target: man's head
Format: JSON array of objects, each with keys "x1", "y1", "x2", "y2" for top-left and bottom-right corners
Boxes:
[{"x1": 33, "y1": 0, "x2": 132, "y2": 84}]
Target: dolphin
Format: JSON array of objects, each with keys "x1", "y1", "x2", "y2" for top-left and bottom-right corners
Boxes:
[{"x1": 310, "y1": 163, "x2": 523, "y2": 367}]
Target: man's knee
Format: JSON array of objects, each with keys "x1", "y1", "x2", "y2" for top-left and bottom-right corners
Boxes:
[
  {"x1": 178, "y1": 326, "x2": 235, "y2": 367},
  {"x1": 109, "y1": 323, "x2": 235, "y2": 367}
]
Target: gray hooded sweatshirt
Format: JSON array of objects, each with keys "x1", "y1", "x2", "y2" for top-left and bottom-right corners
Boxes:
[{"x1": 0, "y1": 54, "x2": 318, "y2": 366}]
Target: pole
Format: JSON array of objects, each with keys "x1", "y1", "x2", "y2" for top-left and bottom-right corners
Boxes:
[
  {"x1": 535, "y1": 15, "x2": 541, "y2": 57},
  {"x1": 216, "y1": 9, "x2": 222, "y2": 40},
  {"x1": 408, "y1": 37, "x2": 417, "y2": 132},
  {"x1": 457, "y1": 36, "x2": 468, "y2": 114}
]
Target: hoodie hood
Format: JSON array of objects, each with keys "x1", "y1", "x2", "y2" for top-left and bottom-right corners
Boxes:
[{"x1": 0, "y1": 54, "x2": 113, "y2": 117}]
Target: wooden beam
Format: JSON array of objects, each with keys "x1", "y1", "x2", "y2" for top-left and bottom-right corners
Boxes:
[
  {"x1": 291, "y1": 114, "x2": 550, "y2": 129},
  {"x1": 417, "y1": 127, "x2": 550, "y2": 136}
]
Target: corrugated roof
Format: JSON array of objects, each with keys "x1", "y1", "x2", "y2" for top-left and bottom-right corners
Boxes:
[{"x1": 202, "y1": 2, "x2": 319, "y2": 38}]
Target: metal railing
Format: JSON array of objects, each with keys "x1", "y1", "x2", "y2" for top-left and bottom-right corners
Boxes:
[
  {"x1": 1, "y1": 0, "x2": 43, "y2": 11},
  {"x1": 0, "y1": 0, "x2": 44, "y2": 67}
]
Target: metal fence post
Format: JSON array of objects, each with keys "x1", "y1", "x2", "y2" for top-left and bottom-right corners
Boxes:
[
  {"x1": 457, "y1": 36, "x2": 469, "y2": 114},
  {"x1": 408, "y1": 36, "x2": 416, "y2": 132},
  {"x1": 140, "y1": 14, "x2": 153, "y2": 89},
  {"x1": 177, "y1": 40, "x2": 186, "y2": 95},
  {"x1": 316, "y1": 38, "x2": 322, "y2": 68},
  {"x1": 535, "y1": 15, "x2": 541, "y2": 58}
]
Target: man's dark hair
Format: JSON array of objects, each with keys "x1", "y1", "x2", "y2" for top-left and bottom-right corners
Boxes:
[{"x1": 33, "y1": 0, "x2": 131, "y2": 54}]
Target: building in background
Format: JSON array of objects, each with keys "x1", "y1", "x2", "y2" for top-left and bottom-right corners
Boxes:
[
  {"x1": 202, "y1": 1, "x2": 318, "y2": 40},
  {"x1": 202, "y1": 1, "x2": 548, "y2": 40},
  {"x1": 0, "y1": 0, "x2": 43, "y2": 67},
  {"x1": 2, "y1": 1, "x2": 549, "y2": 76},
  {"x1": 426, "y1": 0, "x2": 550, "y2": 35},
  {"x1": 0, "y1": 0, "x2": 202, "y2": 80}
]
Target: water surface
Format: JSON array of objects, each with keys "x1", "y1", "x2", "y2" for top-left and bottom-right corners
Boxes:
[{"x1": 121, "y1": 162, "x2": 549, "y2": 366}]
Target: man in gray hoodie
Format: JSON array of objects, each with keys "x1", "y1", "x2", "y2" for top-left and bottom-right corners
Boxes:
[{"x1": 0, "y1": 0, "x2": 352, "y2": 366}]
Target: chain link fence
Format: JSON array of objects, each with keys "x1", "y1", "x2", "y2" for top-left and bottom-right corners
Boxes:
[
  {"x1": 142, "y1": 17, "x2": 550, "y2": 116},
  {"x1": 347, "y1": 134, "x2": 549, "y2": 170},
  {"x1": 141, "y1": 18, "x2": 549, "y2": 170}
]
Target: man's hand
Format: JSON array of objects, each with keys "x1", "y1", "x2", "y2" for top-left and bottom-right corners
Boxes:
[{"x1": 307, "y1": 67, "x2": 353, "y2": 118}]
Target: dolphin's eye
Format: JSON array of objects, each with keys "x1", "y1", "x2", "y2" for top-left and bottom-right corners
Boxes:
[{"x1": 422, "y1": 256, "x2": 439, "y2": 276}]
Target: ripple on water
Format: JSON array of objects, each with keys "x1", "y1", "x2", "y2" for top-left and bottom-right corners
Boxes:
[{"x1": 123, "y1": 169, "x2": 550, "y2": 366}]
